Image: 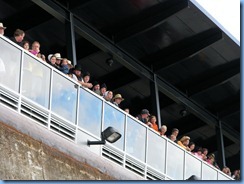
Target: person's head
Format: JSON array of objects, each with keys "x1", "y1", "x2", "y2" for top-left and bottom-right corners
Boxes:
[
  {"x1": 93, "y1": 81, "x2": 100, "y2": 91},
  {"x1": 113, "y1": 94, "x2": 124, "y2": 105},
  {"x1": 54, "y1": 53, "x2": 62, "y2": 65},
  {"x1": 124, "y1": 108, "x2": 130, "y2": 114},
  {"x1": 189, "y1": 142, "x2": 195, "y2": 151},
  {"x1": 169, "y1": 134, "x2": 176, "y2": 142},
  {"x1": 100, "y1": 83, "x2": 107, "y2": 95},
  {"x1": 172, "y1": 128, "x2": 179, "y2": 137},
  {"x1": 222, "y1": 166, "x2": 231, "y2": 175},
  {"x1": 149, "y1": 115, "x2": 157, "y2": 124},
  {"x1": 49, "y1": 55, "x2": 56, "y2": 65},
  {"x1": 83, "y1": 71, "x2": 90, "y2": 83},
  {"x1": 141, "y1": 109, "x2": 150, "y2": 119},
  {"x1": 207, "y1": 153, "x2": 215, "y2": 164},
  {"x1": 104, "y1": 91, "x2": 113, "y2": 101},
  {"x1": 202, "y1": 148, "x2": 208, "y2": 156},
  {"x1": 73, "y1": 65, "x2": 82, "y2": 77},
  {"x1": 23, "y1": 40, "x2": 30, "y2": 50},
  {"x1": 196, "y1": 147, "x2": 202, "y2": 154},
  {"x1": 14, "y1": 29, "x2": 25, "y2": 42},
  {"x1": 180, "y1": 136, "x2": 190, "y2": 146},
  {"x1": 31, "y1": 41, "x2": 40, "y2": 52},
  {"x1": 160, "y1": 125, "x2": 167, "y2": 135},
  {"x1": 0, "y1": 22, "x2": 6, "y2": 35},
  {"x1": 61, "y1": 58, "x2": 68, "y2": 66}
]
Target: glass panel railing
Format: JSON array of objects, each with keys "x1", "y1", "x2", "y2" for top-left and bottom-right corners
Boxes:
[
  {"x1": 78, "y1": 87, "x2": 102, "y2": 137},
  {"x1": 166, "y1": 141, "x2": 184, "y2": 180},
  {"x1": 51, "y1": 71, "x2": 78, "y2": 124},
  {"x1": 202, "y1": 162, "x2": 218, "y2": 180},
  {"x1": 147, "y1": 130, "x2": 166, "y2": 172},
  {"x1": 0, "y1": 36, "x2": 234, "y2": 181},
  {"x1": 104, "y1": 103, "x2": 125, "y2": 150},
  {"x1": 0, "y1": 37, "x2": 21, "y2": 92},
  {"x1": 126, "y1": 117, "x2": 146, "y2": 162},
  {"x1": 218, "y1": 172, "x2": 231, "y2": 180},
  {"x1": 22, "y1": 53, "x2": 51, "y2": 108},
  {"x1": 185, "y1": 152, "x2": 202, "y2": 180}
]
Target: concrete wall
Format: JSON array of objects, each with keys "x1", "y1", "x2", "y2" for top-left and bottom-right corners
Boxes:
[
  {"x1": 0, "y1": 103, "x2": 144, "y2": 180},
  {"x1": 0, "y1": 122, "x2": 113, "y2": 180}
]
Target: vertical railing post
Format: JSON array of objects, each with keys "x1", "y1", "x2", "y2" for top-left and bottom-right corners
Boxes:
[
  {"x1": 100, "y1": 100, "x2": 105, "y2": 155},
  {"x1": 123, "y1": 114, "x2": 128, "y2": 168},
  {"x1": 18, "y1": 50, "x2": 24, "y2": 113},
  {"x1": 164, "y1": 139, "x2": 168, "y2": 178},
  {"x1": 144, "y1": 127, "x2": 149, "y2": 179},
  {"x1": 48, "y1": 68, "x2": 54, "y2": 130},
  {"x1": 74, "y1": 85, "x2": 80, "y2": 143}
]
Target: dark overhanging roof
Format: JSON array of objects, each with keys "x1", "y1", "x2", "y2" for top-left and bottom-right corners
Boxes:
[{"x1": 31, "y1": 0, "x2": 240, "y2": 143}]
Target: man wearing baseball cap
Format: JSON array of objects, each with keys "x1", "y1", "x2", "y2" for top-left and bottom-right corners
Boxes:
[{"x1": 136, "y1": 109, "x2": 150, "y2": 124}]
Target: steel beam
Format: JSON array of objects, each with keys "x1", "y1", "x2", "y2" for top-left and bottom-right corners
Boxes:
[
  {"x1": 177, "y1": 59, "x2": 240, "y2": 93},
  {"x1": 143, "y1": 28, "x2": 222, "y2": 71},
  {"x1": 98, "y1": 67, "x2": 140, "y2": 91},
  {"x1": 188, "y1": 59, "x2": 240, "y2": 96},
  {"x1": 111, "y1": 0, "x2": 188, "y2": 43}
]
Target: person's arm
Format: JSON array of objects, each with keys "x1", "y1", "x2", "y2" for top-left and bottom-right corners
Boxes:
[{"x1": 78, "y1": 81, "x2": 93, "y2": 89}]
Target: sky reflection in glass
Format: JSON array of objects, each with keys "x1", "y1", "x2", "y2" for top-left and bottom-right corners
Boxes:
[
  {"x1": 78, "y1": 88, "x2": 102, "y2": 137},
  {"x1": 104, "y1": 103, "x2": 125, "y2": 150},
  {"x1": 147, "y1": 130, "x2": 166, "y2": 172},
  {"x1": 126, "y1": 118, "x2": 146, "y2": 162},
  {"x1": 22, "y1": 54, "x2": 50, "y2": 108},
  {"x1": 51, "y1": 72, "x2": 77, "y2": 124},
  {"x1": 0, "y1": 38, "x2": 21, "y2": 92}
]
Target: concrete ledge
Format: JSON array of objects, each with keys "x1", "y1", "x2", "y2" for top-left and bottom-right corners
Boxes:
[{"x1": 0, "y1": 103, "x2": 144, "y2": 180}]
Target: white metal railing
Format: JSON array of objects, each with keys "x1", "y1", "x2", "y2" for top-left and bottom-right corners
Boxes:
[{"x1": 0, "y1": 35, "x2": 233, "y2": 180}]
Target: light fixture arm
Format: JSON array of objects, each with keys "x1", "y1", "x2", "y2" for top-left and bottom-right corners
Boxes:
[{"x1": 87, "y1": 139, "x2": 106, "y2": 146}]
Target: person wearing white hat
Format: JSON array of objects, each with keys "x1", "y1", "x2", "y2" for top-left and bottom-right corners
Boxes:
[{"x1": 0, "y1": 22, "x2": 6, "y2": 36}]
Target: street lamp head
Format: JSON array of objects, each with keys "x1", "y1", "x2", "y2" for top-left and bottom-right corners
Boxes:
[
  {"x1": 87, "y1": 126, "x2": 121, "y2": 146},
  {"x1": 102, "y1": 126, "x2": 121, "y2": 143}
]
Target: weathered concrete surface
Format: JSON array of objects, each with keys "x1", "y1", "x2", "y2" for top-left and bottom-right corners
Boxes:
[
  {"x1": 0, "y1": 121, "x2": 113, "y2": 180},
  {"x1": 0, "y1": 103, "x2": 144, "y2": 180}
]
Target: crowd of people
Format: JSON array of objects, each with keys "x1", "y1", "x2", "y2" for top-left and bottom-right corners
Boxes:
[{"x1": 0, "y1": 22, "x2": 240, "y2": 180}]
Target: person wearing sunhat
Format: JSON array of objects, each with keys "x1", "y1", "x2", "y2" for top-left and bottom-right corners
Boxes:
[
  {"x1": 136, "y1": 109, "x2": 150, "y2": 124},
  {"x1": 177, "y1": 136, "x2": 191, "y2": 151},
  {"x1": 112, "y1": 94, "x2": 124, "y2": 107},
  {"x1": 0, "y1": 22, "x2": 6, "y2": 36}
]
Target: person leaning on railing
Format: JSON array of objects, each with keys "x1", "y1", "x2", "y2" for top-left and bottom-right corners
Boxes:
[
  {"x1": 146, "y1": 115, "x2": 159, "y2": 132},
  {"x1": 177, "y1": 136, "x2": 191, "y2": 151},
  {"x1": 159, "y1": 125, "x2": 167, "y2": 136}
]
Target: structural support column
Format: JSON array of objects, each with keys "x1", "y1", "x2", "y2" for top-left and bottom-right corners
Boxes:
[
  {"x1": 216, "y1": 120, "x2": 226, "y2": 169},
  {"x1": 65, "y1": 12, "x2": 77, "y2": 66},
  {"x1": 150, "y1": 73, "x2": 161, "y2": 128}
]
